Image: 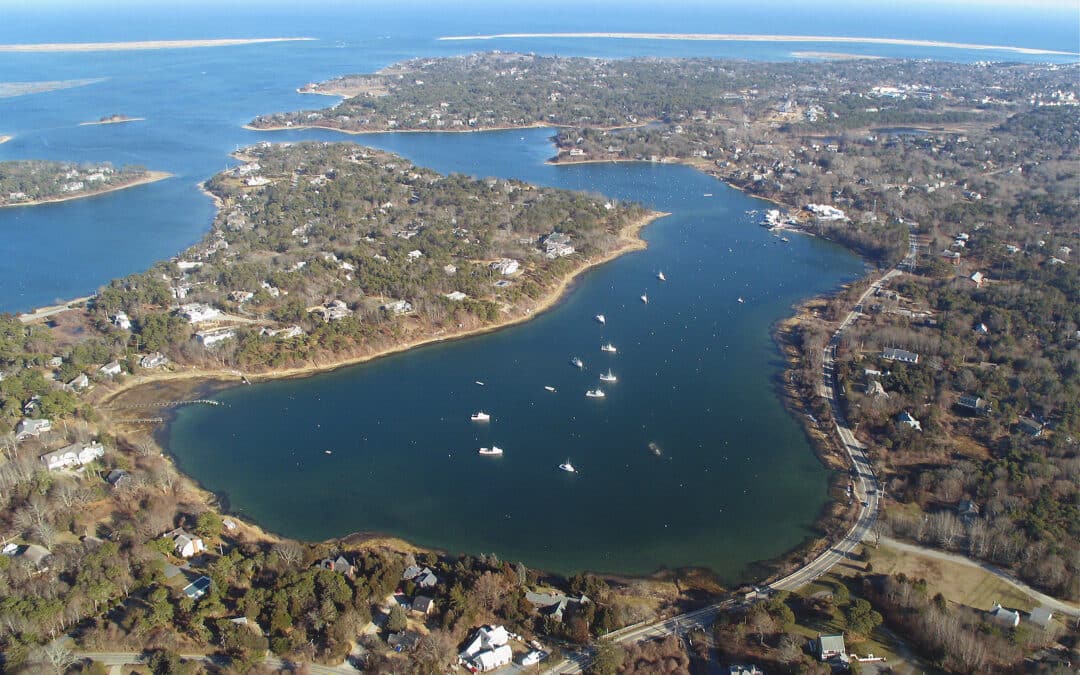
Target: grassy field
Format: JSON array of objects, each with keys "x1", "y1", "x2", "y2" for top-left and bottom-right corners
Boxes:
[{"x1": 865, "y1": 543, "x2": 1036, "y2": 613}]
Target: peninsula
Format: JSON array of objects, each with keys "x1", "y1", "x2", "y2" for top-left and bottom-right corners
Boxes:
[
  {"x1": 0, "y1": 160, "x2": 170, "y2": 207},
  {"x1": 0, "y1": 37, "x2": 315, "y2": 52}
]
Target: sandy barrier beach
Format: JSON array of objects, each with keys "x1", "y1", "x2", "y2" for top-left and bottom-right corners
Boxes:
[
  {"x1": 0, "y1": 37, "x2": 315, "y2": 53},
  {"x1": 438, "y1": 32, "x2": 1076, "y2": 56}
]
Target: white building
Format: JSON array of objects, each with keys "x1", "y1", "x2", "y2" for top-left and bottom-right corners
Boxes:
[
  {"x1": 40, "y1": 441, "x2": 105, "y2": 471},
  {"x1": 897, "y1": 411, "x2": 922, "y2": 431},
  {"x1": 113, "y1": 311, "x2": 132, "y2": 330},
  {"x1": 988, "y1": 603, "x2": 1020, "y2": 628},
  {"x1": 195, "y1": 328, "x2": 236, "y2": 348},
  {"x1": 140, "y1": 352, "x2": 169, "y2": 369},
  {"x1": 444, "y1": 291, "x2": 467, "y2": 301},
  {"x1": 491, "y1": 258, "x2": 520, "y2": 275},
  {"x1": 382, "y1": 299, "x2": 413, "y2": 315},
  {"x1": 164, "y1": 528, "x2": 206, "y2": 558},
  {"x1": 99, "y1": 361, "x2": 123, "y2": 378},
  {"x1": 460, "y1": 625, "x2": 511, "y2": 672},
  {"x1": 178, "y1": 303, "x2": 222, "y2": 324},
  {"x1": 805, "y1": 203, "x2": 848, "y2": 221}
]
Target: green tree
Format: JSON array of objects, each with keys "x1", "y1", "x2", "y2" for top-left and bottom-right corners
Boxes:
[
  {"x1": 845, "y1": 598, "x2": 883, "y2": 636},
  {"x1": 588, "y1": 639, "x2": 625, "y2": 675},
  {"x1": 387, "y1": 603, "x2": 408, "y2": 632}
]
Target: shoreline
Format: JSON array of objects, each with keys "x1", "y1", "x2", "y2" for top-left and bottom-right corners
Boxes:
[
  {"x1": 0, "y1": 170, "x2": 172, "y2": 209},
  {"x1": 243, "y1": 121, "x2": 560, "y2": 135},
  {"x1": 79, "y1": 117, "x2": 145, "y2": 126},
  {"x1": 101, "y1": 210, "x2": 665, "y2": 403},
  {"x1": 0, "y1": 38, "x2": 316, "y2": 53},
  {"x1": 437, "y1": 32, "x2": 1077, "y2": 56}
]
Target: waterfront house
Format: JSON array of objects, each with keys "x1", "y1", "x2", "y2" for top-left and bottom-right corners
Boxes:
[
  {"x1": 99, "y1": 361, "x2": 123, "y2": 378},
  {"x1": 40, "y1": 441, "x2": 105, "y2": 471},
  {"x1": 140, "y1": 352, "x2": 169, "y2": 369},
  {"x1": 460, "y1": 625, "x2": 511, "y2": 671},
  {"x1": 165, "y1": 528, "x2": 206, "y2": 558},
  {"x1": 222, "y1": 518, "x2": 237, "y2": 531},
  {"x1": 381, "y1": 299, "x2": 413, "y2": 316},
  {"x1": 413, "y1": 567, "x2": 439, "y2": 589},
  {"x1": 882, "y1": 347, "x2": 919, "y2": 364},
  {"x1": 183, "y1": 575, "x2": 212, "y2": 600},
  {"x1": 988, "y1": 602, "x2": 1020, "y2": 628},
  {"x1": 15, "y1": 417, "x2": 52, "y2": 440},
  {"x1": 543, "y1": 232, "x2": 575, "y2": 258},
  {"x1": 728, "y1": 667, "x2": 764, "y2": 675},
  {"x1": 195, "y1": 328, "x2": 236, "y2": 348},
  {"x1": 312, "y1": 300, "x2": 353, "y2": 322},
  {"x1": 402, "y1": 564, "x2": 423, "y2": 581},
  {"x1": 525, "y1": 591, "x2": 590, "y2": 622},
  {"x1": 816, "y1": 634, "x2": 847, "y2": 662},
  {"x1": 316, "y1": 555, "x2": 355, "y2": 578},
  {"x1": 412, "y1": 595, "x2": 436, "y2": 615}
]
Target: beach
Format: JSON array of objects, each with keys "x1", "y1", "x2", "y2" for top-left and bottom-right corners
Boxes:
[
  {"x1": 79, "y1": 116, "x2": 146, "y2": 126},
  {"x1": 437, "y1": 32, "x2": 1076, "y2": 56},
  {"x1": 0, "y1": 37, "x2": 315, "y2": 52}
]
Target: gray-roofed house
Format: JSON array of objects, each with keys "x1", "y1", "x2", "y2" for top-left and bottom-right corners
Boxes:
[
  {"x1": 865, "y1": 380, "x2": 888, "y2": 398},
  {"x1": 40, "y1": 441, "x2": 105, "y2": 471},
  {"x1": 183, "y1": 575, "x2": 212, "y2": 600},
  {"x1": 1018, "y1": 417, "x2": 1044, "y2": 437},
  {"x1": 896, "y1": 411, "x2": 922, "y2": 431},
  {"x1": 957, "y1": 395, "x2": 989, "y2": 415},
  {"x1": 413, "y1": 567, "x2": 439, "y2": 589},
  {"x1": 66, "y1": 373, "x2": 90, "y2": 392},
  {"x1": 1029, "y1": 607, "x2": 1054, "y2": 629},
  {"x1": 140, "y1": 352, "x2": 169, "y2": 369},
  {"x1": 388, "y1": 630, "x2": 422, "y2": 652},
  {"x1": 816, "y1": 634, "x2": 847, "y2": 662},
  {"x1": 1, "y1": 543, "x2": 54, "y2": 572},
  {"x1": 106, "y1": 469, "x2": 132, "y2": 489},
  {"x1": 165, "y1": 528, "x2": 206, "y2": 558},
  {"x1": 729, "y1": 667, "x2": 764, "y2": 675},
  {"x1": 402, "y1": 564, "x2": 423, "y2": 581},
  {"x1": 16, "y1": 417, "x2": 53, "y2": 440},
  {"x1": 316, "y1": 555, "x2": 355, "y2": 578},
  {"x1": 988, "y1": 603, "x2": 1020, "y2": 628},
  {"x1": 99, "y1": 361, "x2": 123, "y2": 378},
  {"x1": 882, "y1": 347, "x2": 919, "y2": 364},
  {"x1": 525, "y1": 591, "x2": 590, "y2": 622}
]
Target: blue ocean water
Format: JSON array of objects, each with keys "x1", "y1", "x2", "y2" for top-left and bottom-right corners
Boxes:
[{"x1": 1, "y1": 1, "x2": 1073, "y2": 576}]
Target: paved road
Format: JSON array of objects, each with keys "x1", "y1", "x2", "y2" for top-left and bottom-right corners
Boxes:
[
  {"x1": 17, "y1": 296, "x2": 94, "y2": 323},
  {"x1": 879, "y1": 536, "x2": 1079, "y2": 617},
  {"x1": 76, "y1": 651, "x2": 358, "y2": 675},
  {"x1": 546, "y1": 266, "x2": 907, "y2": 674}
]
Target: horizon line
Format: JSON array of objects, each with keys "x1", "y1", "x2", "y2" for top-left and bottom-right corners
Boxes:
[{"x1": 438, "y1": 32, "x2": 1077, "y2": 57}]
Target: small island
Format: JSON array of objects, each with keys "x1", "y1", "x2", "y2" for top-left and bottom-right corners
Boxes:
[
  {"x1": 0, "y1": 160, "x2": 170, "y2": 207},
  {"x1": 79, "y1": 113, "x2": 145, "y2": 126}
]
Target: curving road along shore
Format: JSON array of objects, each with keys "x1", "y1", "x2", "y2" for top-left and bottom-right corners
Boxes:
[{"x1": 545, "y1": 258, "x2": 908, "y2": 674}]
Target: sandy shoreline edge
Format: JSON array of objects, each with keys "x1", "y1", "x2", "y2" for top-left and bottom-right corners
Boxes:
[
  {"x1": 0, "y1": 171, "x2": 172, "y2": 209},
  {"x1": 437, "y1": 32, "x2": 1076, "y2": 56},
  {"x1": 0, "y1": 37, "x2": 316, "y2": 53}
]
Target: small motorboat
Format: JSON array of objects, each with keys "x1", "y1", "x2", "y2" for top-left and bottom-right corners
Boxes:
[
  {"x1": 544, "y1": 385, "x2": 556, "y2": 392},
  {"x1": 595, "y1": 314, "x2": 606, "y2": 324},
  {"x1": 571, "y1": 357, "x2": 584, "y2": 369},
  {"x1": 640, "y1": 292, "x2": 649, "y2": 304},
  {"x1": 599, "y1": 370, "x2": 617, "y2": 383},
  {"x1": 648, "y1": 442, "x2": 662, "y2": 456},
  {"x1": 601, "y1": 343, "x2": 617, "y2": 353},
  {"x1": 657, "y1": 271, "x2": 666, "y2": 281},
  {"x1": 558, "y1": 460, "x2": 577, "y2": 473},
  {"x1": 324, "y1": 450, "x2": 333, "y2": 455},
  {"x1": 471, "y1": 411, "x2": 491, "y2": 422},
  {"x1": 478, "y1": 446, "x2": 503, "y2": 456},
  {"x1": 586, "y1": 388, "x2": 606, "y2": 398},
  {"x1": 737, "y1": 297, "x2": 745, "y2": 304},
  {"x1": 475, "y1": 380, "x2": 485, "y2": 386}
]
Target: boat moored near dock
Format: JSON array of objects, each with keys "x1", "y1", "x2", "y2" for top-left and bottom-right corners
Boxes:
[
  {"x1": 478, "y1": 446, "x2": 503, "y2": 456},
  {"x1": 586, "y1": 388, "x2": 605, "y2": 398}
]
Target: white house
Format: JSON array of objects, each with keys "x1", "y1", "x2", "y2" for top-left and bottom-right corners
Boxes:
[
  {"x1": 99, "y1": 361, "x2": 123, "y2": 378},
  {"x1": 381, "y1": 300, "x2": 413, "y2": 315},
  {"x1": 313, "y1": 300, "x2": 352, "y2": 322},
  {"x1": 67, "y1": 373, "x2": 90, "y2": 391},
  {"x1": 40, "y1": 441, "x2": 105, "y2": 471},
  {"x1": 165, "y1": 528, "x2": 206, "y2": 558},
  {"x1": 460, "y1": 625, "x2": 511, "y2": 671},
  {"x1": 490, "y1": 258, "x2": 520, "y2": 275},
  {"x1": 15, "y1": 418, "x2": 52, "y2": 440},
  {"x1": 195, "y1": 328, "x2": 236, "y2": 348},
  {"x1": 474, "y1": 645, "x2": 513, "y2": 672},
  {"x1": 444, "y1": 291, "x2": 467, "y2": 301},
  {"x1": 178, "y1": 303, "x2": 222, "y2": 324},
  {"x1": 882, "y1": 347, "x2": 919, "y2": 364},
  {"x1": 805, "y1": 204, "x2": 848, "y2": 221},
  {"x1": 897, "y1": 411, "x2": 922, "y2": 431},
  {"x1": 113, "y1": 311, "x2": 132, "y2": 330},
  {"x1": 816, "y1": 634, "x2": 847, "y2": 661}
]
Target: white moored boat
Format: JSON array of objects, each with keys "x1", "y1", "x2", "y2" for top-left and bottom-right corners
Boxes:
[
  {"x1": 544, "y1": 385, "x2": 556, "y2": 392},
  {"x1": 657, "y1": 271, "x2": 666, "y2": 281},
  {"x1": 595, "y1": 314, "x2": 606, "y2": 324},
  {"x1": 599, "y1": 370, "x2": 617, "y2": 383},
  {"x1": 571, "y1": 356, "x2": 584, "y2": 369},
  {"x1": 478, "y1": 446, "x2": 503, "y2": 456},
  {"x1": 601, "y1": 343, "x2": 617, "y2": 353},
  {"x1": 471, "y1": 411, "x2": 491, "y2": 422},
  {"x1": 640, "y1": 292, "x2": 649, "y2": 304},
  {"x1": 558, "y1": 460, "x2": 577, "y2": 473},
  {"x1": 737, "y1": 297, "x2": 745, "y2": 304},
  {"x1": 586, "y1": 388, "x2": 605, "y2": 398}
]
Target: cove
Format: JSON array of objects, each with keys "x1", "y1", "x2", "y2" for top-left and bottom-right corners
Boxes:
[{"x1": 166, "y1": 128, "x2": 864, "y2": 580}]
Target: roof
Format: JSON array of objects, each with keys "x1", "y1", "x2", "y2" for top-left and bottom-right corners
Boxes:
[
  {"x1": 19, "y1": 544, "x2": 53, "y2": 568},
  {"x1": 474, "y1": 645, "x2": 512, "y2": 670},
  {"x1": 1029, "y1": 606, "x2": 1054, "y2": 627},
  {"x1": 412, "y1": 595, "x2": 435, "y2": 613},
  {"x1": 183, "y1": 575, "x2": 212, "y2": 599},
  {"x1": 819, "y1": 633, "x2": 846, "y2": 654}
]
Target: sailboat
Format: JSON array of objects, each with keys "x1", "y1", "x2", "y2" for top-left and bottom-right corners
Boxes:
[
  {"x1": 558, "y1": 459, "x2": 577, "y2": 473},
  {"x1": 595, "y1": 314, "x2": 606, "y2": 324},
  {"x1": 657, "y1": 271, "x2": 666, "y2": 281},
  {"x1": 640, "y1": 292, "x2": 649, "y2": 304}
]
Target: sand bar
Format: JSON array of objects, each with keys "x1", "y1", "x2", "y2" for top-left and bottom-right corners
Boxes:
[
  {"x1": 438, "y1": 32, "x2": 1076, "y2": 56},
  {"x1": 0, "y1": 37, "x2": 315, "y2": 53}
]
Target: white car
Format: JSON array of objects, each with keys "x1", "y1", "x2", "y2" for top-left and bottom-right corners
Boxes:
[{"x1": 521, "y1": 650, "x2": 547, "y2": 666}]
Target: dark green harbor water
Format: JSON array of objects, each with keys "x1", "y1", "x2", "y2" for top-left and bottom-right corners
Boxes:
[{"x1": 168, "y1": 130, "x2": 865, "y2": 580}]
